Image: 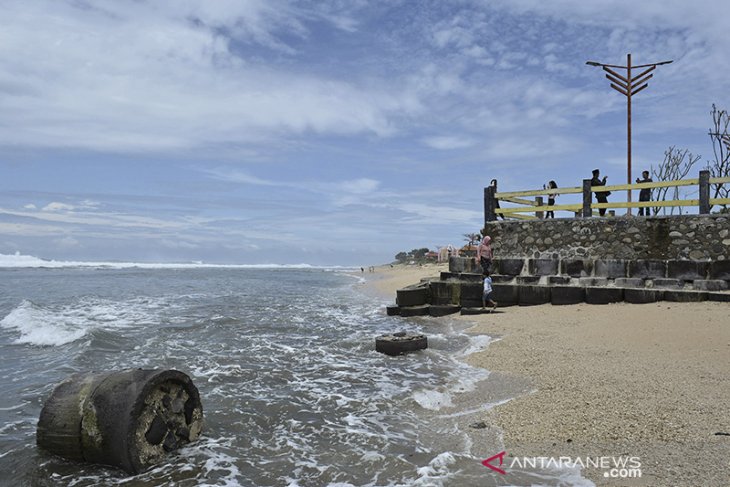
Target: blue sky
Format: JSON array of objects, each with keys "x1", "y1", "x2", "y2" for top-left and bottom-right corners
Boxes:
[{"x1": 1, "y1": 0, "x2": 728, "y2": 265}]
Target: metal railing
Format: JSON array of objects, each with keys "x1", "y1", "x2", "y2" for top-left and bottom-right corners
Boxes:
[{"x1": 484, "y1": 170, "x2": 730, "y2": 222}]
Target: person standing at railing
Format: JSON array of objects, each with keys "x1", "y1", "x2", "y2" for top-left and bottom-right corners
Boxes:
[
  {"x1": 544, "y1": 180, "x2": 558, "y2": 218},
  {"x1": 636, "y1": 170, "x2": 653, "y2": 216},
  {"x1": 591, "y1": 169, "x2": 610, "y2": 216}
]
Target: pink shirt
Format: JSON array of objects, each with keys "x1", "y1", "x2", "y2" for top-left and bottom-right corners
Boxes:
[{"x1": 477, "y1": 237, "x2": 493, "y2": 260}]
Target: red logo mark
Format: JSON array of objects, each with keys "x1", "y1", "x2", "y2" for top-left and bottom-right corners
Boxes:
[{"x1": 482, "y1": 451, "x2": 507, "y2": 475}]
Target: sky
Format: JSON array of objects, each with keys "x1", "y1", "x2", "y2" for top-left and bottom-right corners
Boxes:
[{"x1": 1, "y1": 0, "x2": 728, "y2": 266}]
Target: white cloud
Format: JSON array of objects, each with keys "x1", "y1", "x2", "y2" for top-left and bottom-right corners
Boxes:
[
  {"x1": 205, "y1": 168, "x2": 380, "y2": 197},
  {"x1": 0, "y1": 1, "x2": 418, "y2": 152},
  {"x1": 41, "y1": 200, "x2": 100, "y2": 212},
  {"x1": 337, "y1": 178, "x2": 380, "y2": 194},
  {"x1": 422, "y1": 135, "x2": 477, "y2": 150},
  {"x1": 392, "y1": 203, "x2": 482, "y2": 226},
  {"x1": 42, "y1": 202, "x2": 76, "y2": 212},
  {"x1": 54, "y1": 236, "x2": 80, "y2": 248},
  {"x1": 1, "y1": 207, "x2": 186, "y2": 230}
]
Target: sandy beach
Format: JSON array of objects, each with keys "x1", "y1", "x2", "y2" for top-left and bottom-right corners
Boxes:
[{"x1": 364, "y1": 263, "x2": 730, "y2": 487}]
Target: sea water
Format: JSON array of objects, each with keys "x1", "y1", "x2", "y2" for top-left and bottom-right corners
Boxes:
[{"x1": 0, "y1": 260, "x2": 593, "y2": 486}]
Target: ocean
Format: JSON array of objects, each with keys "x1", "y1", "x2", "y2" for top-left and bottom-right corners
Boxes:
[{"x1": 0, "y1": 258, "x2": 592, "y2": 486}]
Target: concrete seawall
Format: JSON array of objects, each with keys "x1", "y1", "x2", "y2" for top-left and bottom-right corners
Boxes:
[{"x1": 388, "y1": 256, "x2": 730, "y2": 317}]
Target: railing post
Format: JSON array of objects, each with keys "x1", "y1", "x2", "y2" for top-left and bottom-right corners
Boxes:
[
  {"x1": 582, "y1": 179, "x2": 592, "y2": 217},
  {"x1": 485, "y1": 186, "x2": 496, "y2": 223},
  {"x1": 699, "y1": 170, "x2": 710, "y2": 214},
  {"x1": 535, "y1": 196, "x2": 544, "y2": 219}
]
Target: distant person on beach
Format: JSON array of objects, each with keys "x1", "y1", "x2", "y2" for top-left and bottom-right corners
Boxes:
[
  {"x1": 476, "y1": 235, "x2": 493, "y2": 274},
  {"x1": 636, "y1": 170, "x2": 653, "y2": 216},
  {"x1": 591, "y1": 169, "x2": 610, "y2": 216},
  {"x1": 482, "y1": 270, "x2": 497, "y2": 311},
  {"x1": 490, "y1": 179, "x2": 505, "y2": 220},
  {"x1": 544, "y1": 180, "x2": 558, "y2": 218}
]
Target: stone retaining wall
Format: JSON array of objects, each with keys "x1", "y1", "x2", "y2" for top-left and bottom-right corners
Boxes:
[{"x1": 483, "y1": 214, "x2": 729, "y2": 261}]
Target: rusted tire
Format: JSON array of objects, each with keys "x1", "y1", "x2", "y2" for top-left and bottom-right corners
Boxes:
[
  {"x1": 37, "y1": 369, "x2": 203, "y2": 474},
  {"x1": 375, "y1": 332, "x2": 428, "y2": 356}
]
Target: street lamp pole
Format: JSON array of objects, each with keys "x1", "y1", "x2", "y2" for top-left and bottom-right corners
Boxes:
[{"x1": 586, "y1": 54, "x2": 673, "y2": 215}]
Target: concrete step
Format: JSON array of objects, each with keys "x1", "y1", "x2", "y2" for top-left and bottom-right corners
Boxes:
[
  {"x1": 386, "y1": 305, "x2": 400, "y2": 316},
  {"x1": 629, "y1": 259, "x2": 667, "y2": 279},
  {"x1": 614, "y1": 277, "x2": 645, "y2": 288},
  {"x1": 594, "y1": 259, "x2": 627, "y2": 278},
  {"x1": 624, "y1": 288, "x2": 664, "y2": 304},
  {"x1": 429, "y1": 305, "x2": 461, "y2": 317},
  {"x1": 497, "y1": 258, "x2": 525, "y2": 276},
  {"x1": 710, "y1": 261, "x2": 730, "y2": 280},
  {"x1": 560, "y1": 259, "x2": 593, "y2": 277},
  {"x1": 663, "y1": 290, "x2": 708, "y2": 302},
  {"x1": 548, "y1": 276, "x2": 572, "y2": 285},
  {"x1": 651, "y1": 278, "x2": 683, "y2": 289},
  {"x1": 693, "y1": 280, "x2": 729, "y2": 291},
  {"x1": 516, "y1": 275, "x2": 540, "y2": 285},
  {"x1": 518, "y1": 285, "x2": 551, "y2": 306},
  {"x1": 439, "y1": 272, "x2": 483, "y2": 282},
  {"x1": 667, "y1": 260, "x2": 709, "y2": 280},
  {"x1": 708, "y1": 292, "x2": 730, "y2": 302},
  {"x1": 399, "y1": 305, "x2": 431, "y2": 317},
  {"x1": 585, "y1": 287, "x2": 624, "y2": 304},
  {"x1": 551, "y1": 286, "x2": 585, "y2": 305},
  {"x1": 396, "y1": 285, "x2": 429, "y2": 306},
  {"x1": 579, "y1": 277, "x2": 608, "y2": 287},
  {"x1": 492, "y1": 284, "x2": 519, "y2": 306},
  {"x1": 460, "y1": 307, "x2": 497, "y2": 315},
  {"x1": 528, "y1": 259, "x2": 559, "y2": 276}
]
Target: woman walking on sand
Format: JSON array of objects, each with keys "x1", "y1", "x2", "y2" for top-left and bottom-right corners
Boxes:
[{"x1": 476, "y1": 235, "x2": 493, "y2": 274}]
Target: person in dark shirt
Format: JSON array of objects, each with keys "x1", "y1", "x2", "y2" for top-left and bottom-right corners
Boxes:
[
  {"x1": 636, "y1": 170, "x2": 653, "y2": 216},
  {"x1": 544, "y1": 180, "x2": 558, "y2": 218},
  {"x1": 591, "y1": 169, "x2": 609, "y2": 216}
]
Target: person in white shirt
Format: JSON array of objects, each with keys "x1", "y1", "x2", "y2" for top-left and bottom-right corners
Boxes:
[{"x1": 482, "y1": 271, "x2": 497, "y2": 311}]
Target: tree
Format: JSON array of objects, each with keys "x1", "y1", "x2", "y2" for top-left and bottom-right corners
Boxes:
[
  {"x1": 395, "y1": 252, "x2": 408, "y2": 263},
  {"x1": 708, "y1": 104, "x2": 730, "y2": 211},
  {"x1": 463, "y1": 233, "x2": 480, "y2": 246},
  {"x1": 651, "y1": 146, "x2": 701, "y2": 215},
  {"x1": 411, "y1": 248, "x2": 430, "y2": 260}
]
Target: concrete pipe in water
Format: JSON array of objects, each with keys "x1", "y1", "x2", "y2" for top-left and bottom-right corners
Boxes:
[{"x1": 37, "y1": 369, "x2": 203, "y2": 474}]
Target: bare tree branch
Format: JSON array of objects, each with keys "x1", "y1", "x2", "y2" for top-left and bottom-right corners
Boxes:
[
  {"x1": 651, "y1": 146, "x2": 700, "y2": 215},
  {"x1": 708, "y1": 104, "x2": 730, "y2": 210}
]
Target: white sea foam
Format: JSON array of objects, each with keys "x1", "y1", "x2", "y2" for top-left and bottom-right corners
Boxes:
[
  {"x1": 413, "y1": 452, "x2": 457, "y2": 485},
  {"x1": 0, "y1": 251, "x2": 353, "y2": 270},
  {"x1": 0, "y1": 301, "x2": 89, "y2": 346},
  {"x1": 413, "y1": 389, "x2": 455, "y2": 410},
  {"x1": 0, "y1": 297, "x2": 166, "y2": 346},
  {"x1": 457, "y1": 334, "x2": 492, "y2": 357}
]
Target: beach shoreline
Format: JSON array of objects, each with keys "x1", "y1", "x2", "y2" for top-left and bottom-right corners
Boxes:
[{"x1": 361, "y1": 263, "x2": 730, "y2": 487}]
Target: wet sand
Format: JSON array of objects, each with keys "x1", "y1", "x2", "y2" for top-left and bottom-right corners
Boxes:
[{"x1": 365, "y1": 263, "x2": 730, "y2": 487}]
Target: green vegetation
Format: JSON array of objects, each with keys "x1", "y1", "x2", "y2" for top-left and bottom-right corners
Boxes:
[{"x1": 394, "y1": 248, "x2": 433, "y2": 264}]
